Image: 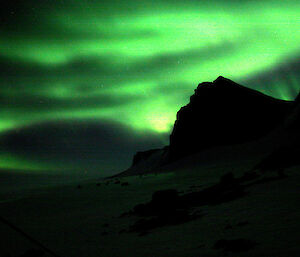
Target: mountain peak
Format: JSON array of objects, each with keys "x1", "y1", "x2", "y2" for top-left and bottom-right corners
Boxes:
[
  {"x1": 118, "y1": 77, "x2": 299, "y2": 177},
  {"x1": 169, "y1": 77, "x2": 292, "y2": 161},
  {"x1": 196, "y1": 76, "x2": 237, "y2": 88},
  {"x1": 194, "y1": 76, "x2": 248, "y2": 96},
  {"x1": 214, "y1": 75, "x2": 231, "y2": 83}
]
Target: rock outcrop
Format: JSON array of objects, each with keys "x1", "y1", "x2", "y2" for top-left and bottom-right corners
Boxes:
[
  {"x1": 116, "y1": 147, "x2": 169, "y2": 177},
  {"x1": 132, "y1": 149, "x2": 163, "y2": 166},
  {"x1": 117, "y1": 76, "x2": 298, "y2": 177},
  {"x1": 256, "y1": 92, "x2": 300, "y2": 170},
  {"x1": 168, "y1": 76, "x2": 292, "y2": 161}
]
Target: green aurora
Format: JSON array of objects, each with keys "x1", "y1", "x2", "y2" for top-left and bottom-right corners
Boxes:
[{"x1": 1, "y1": 0, "x2": 300, "y2": 174}]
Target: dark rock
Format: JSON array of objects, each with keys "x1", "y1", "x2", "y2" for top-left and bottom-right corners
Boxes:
[
  {"x1": 123, "y1": 188, "x2": 203, "y2": 233},
  {"x1": 133, "y1": 203, "x2": 148, "y2": 216},
  {"x1": 213, "y1": 238, "x2": 257, "y2": 252},
  {"x1": 256, "y1": 145, "x2": 300, "y2": 171},
  {"x1": 132, "y1": 149, "x2": 162, "y2": 166},
  {"x1": 77, "y1": 185, "x2": 82, "y2": 189},
  {"x1": 130, "y1": 209, "x2": 200, "y2": 234},
  {"x1": 138, "y1": 231, "x2": 149, "y2": 237},
  {"x1": 224, "y1": 224, "x2": 233, "y2": 230},
  {"x1": 240, "y1": 171, "x2": 260, "y2": 182},
  {"x1": 254, "y1": 92, "x2": 300, "y2": 171},
  {"x1": 151, "y1": 189, "x2": 179, "y2": 209},
  {"x1": 121, "y1": 182, "x2": 129, "y2": 186},
  {"x1": 1, "y1": 253, "x2": 12, "y2": 257},
  {"x1": 131, "y1": 177, "x2": 246, "y2": 218},
  {"x1": 117, "y1": 147, "x2": 169, "y2": 177},
  {"x1": 237, "y1": 221, "x2": 250, "y2": 227},
  {"x1": 277, "y1": 169, "x2": 288, "y2": 178},
  {"x1": 123, "y1": 176, "x2": 246, "y2": 234},
  {"x1": 182, "y1": 173, "x2": 245, "y2": 207},
  {"x1": 169, "y1": 76, "x2": 291, "y2": 161},
  {"x1": 132, "y1": 189, "x2": 183, "y2": 217},
  {"x1": 18, "y1": 249, "x2": 44, "y2": 257},
  {"x1": 220, "y1": 172, "x2": 236, "y2": 185},
  {"x1": 113, "y1": 77, "x2": 298, "y2": 177}
]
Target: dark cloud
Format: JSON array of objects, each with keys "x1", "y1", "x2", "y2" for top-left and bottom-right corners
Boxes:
[
  {"x1": 0, "y1": 0, "x2": 159, "y2": 42},
  {"x1": 0, "y1": 42, "x2": 236, "y2": 102},
  {"x1": 240, "y1": 54, "x2": 300, "y2": 99},
  {"x1": 0, "y1": 119, "x2": 168, "y2": 172},
  {"x1": 0, "y1": 20, "x2": 158, "y2": 42},
  {"x1": 0, "y1": 55, "x2": 115, "y2": 78},
  {"x1": 0, "y1": 53, "x2": 144, "y2": 112},
  {"x1": 0, "y1": 93, "x2": 141, "y2": 112},
  {"x1": 129, "y1": 42, "x2": 237, "y2": 75},
  {"x1": 0, "y1": 55, "x2": 144, "y2": 112},
  {"x1": 0, "y1": 40, "x2": 235, "y2": 79}
]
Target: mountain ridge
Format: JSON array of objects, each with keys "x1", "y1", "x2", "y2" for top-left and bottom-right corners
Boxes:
[{"x1": 116, "y1": 76, "x2": 297, "y2": 177}]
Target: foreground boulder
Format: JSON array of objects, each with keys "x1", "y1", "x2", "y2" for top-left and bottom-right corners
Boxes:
[{"x1": 213, "y1": 238, "x2": 257, "y2": 252}]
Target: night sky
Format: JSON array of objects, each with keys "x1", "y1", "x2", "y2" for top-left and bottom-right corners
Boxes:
[{"x1": 1, "y1": 0, "x2": 300, "y2": 176}]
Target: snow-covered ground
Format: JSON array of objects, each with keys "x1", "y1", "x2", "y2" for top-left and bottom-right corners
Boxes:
[{"x1": 1, "y1": 158, "x2": 299, "y2": 257}]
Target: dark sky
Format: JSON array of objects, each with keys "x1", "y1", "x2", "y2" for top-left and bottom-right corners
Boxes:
[{"x1": 1, "y1": 0, "x2": 299, "y2": 176}]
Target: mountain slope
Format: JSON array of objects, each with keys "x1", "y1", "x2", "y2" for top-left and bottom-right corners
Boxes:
[
  {"x1": 117, "y1": 76, "x2": 295, "y2": 177},
  {"x1": 256, "y1": 92, "x2": 300, "y2": 170},
  {"x1": 169, "y1": 76, "x2": 292, "y2": 161}
]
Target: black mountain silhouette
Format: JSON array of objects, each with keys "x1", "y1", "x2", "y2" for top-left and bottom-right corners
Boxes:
[
  {"x1": 117, "y1": 76, "x2": 298, "y2": 177},
  {"x1": 169, "y1": 76, "x2": 292, "y2": 161},
  {"x1": 256, "y1": 92, "x2": 300, "y2": 170}
]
